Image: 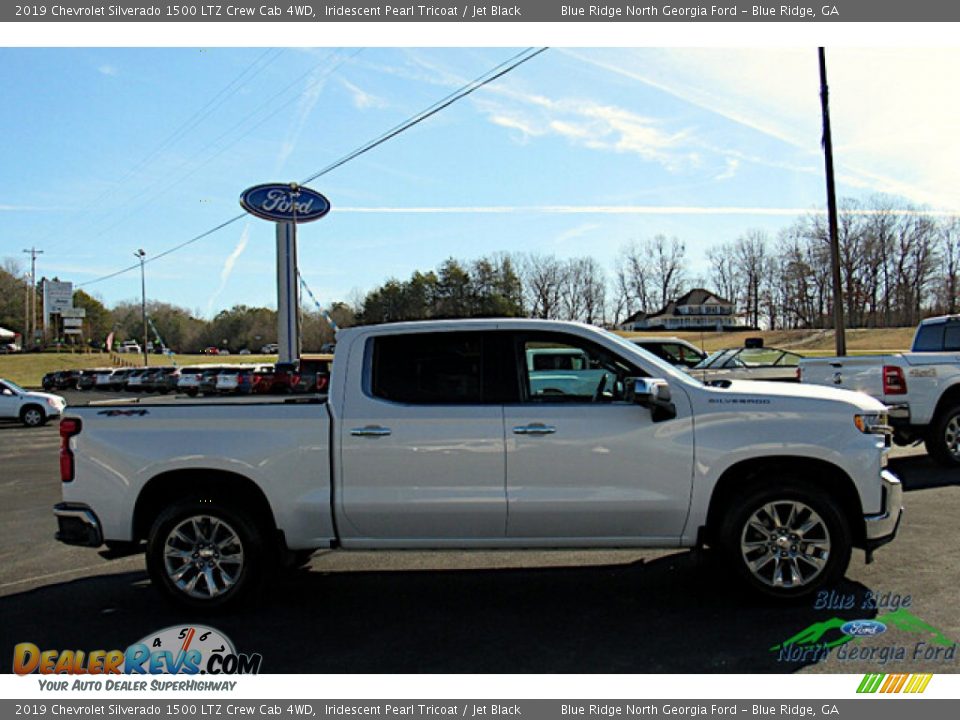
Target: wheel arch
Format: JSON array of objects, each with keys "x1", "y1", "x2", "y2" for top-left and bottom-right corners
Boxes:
[
  {"x1": 132, "y1": 469, "x2": 279, "y2": 545},
  {"x1": 931, "y1": 383, "x2": 960, "y2": 425},
  {"x1": 703, "y1": 456, "x2": 865, "y2": 547}
]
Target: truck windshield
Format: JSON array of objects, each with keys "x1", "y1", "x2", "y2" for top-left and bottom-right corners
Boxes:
[{"x1": 599, "y1": 329, "x2": 703, "y2": 387}]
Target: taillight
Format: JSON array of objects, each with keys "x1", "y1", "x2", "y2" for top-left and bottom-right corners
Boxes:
[
  {"x1": 882, "y1": 365, "x2": 907, "y2": 395},
  {"x1": 59, "y1": 418, "x2": 82, "y2": 482},
  {"x1": 317, "y1": 375, "x2": 329, "y2": 391},
  {"x1": 292, "y1": 374, "x2": 301, "y2": 386}
]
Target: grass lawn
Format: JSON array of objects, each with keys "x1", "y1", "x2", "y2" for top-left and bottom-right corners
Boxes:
[{"x1": 0, "y1": 353, "x2": 277, "y2": 388}]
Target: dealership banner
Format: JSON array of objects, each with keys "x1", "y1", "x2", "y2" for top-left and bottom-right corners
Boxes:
[
  {"x1": 2, "y1": 700, "x2": 960, "y2": 719},
  {"x1": 5, "y1": 0, "x2": 960, "y2": 22}
]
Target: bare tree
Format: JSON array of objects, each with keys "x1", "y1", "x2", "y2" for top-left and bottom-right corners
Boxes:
[
  {"x1": 520, "y1": 254, "x2": 567, "y2": 319},
  {"x1": 734, "y1": 230, "x2": 769, "y2": 329},
  {"x1": 561, "y1": 257, "x2": 606, "y2": 324},
  {"x1": 936, "y1": 219, "x2": 960, "y2": 314}
]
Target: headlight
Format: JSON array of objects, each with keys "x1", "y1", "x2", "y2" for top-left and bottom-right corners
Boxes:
[{"x1": 854, "y1": 412, "x2": 892, "y2": 435}]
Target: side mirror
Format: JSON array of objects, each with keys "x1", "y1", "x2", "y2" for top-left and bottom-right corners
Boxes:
[{"x1": 624, "y1": 377, "x2": 676, "y2": 421}]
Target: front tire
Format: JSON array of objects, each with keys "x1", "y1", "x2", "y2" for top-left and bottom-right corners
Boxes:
[
  {"x1": 718, "y1": 480, "x2": 851, "y2": 599},
  {"x1": 924, "y1": 405, "x2": 960, "y2": 467},
  {"x1": 146, "y1": 499, "x2": 267, "y2": 610},
  {"x1": 21, "y1": 405, "x2": 46, "y2": 428}
]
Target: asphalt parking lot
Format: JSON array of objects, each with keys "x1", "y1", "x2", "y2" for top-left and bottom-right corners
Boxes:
[{"x1": 0, "y1": 394, "x2": 957, "y2": 674}]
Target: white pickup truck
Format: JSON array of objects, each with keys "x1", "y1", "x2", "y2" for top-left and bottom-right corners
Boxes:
[
  {"x1": 54, "y1": 319, "x2": 902, "y2": 608},
  {"x1": 799, "y1": 315, "x2": 960, "y2": 466}
]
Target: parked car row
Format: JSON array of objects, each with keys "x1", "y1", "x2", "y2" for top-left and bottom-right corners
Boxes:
[{"x1": 40, "y1": 357, "x2": 333, "y2": 397}]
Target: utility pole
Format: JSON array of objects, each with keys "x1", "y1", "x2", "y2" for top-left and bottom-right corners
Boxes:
[
  {"x1": 21, "y1": 247, "x2": 43, "y2": 347},
  {"x1": 818, "y1": 48, "x2": 846, "y2": 356},
  {"x1": 134, "y1": 249, "x2": 148, "y2": 367},
  {"x1": 23, "y1": 274, "x2": 30, "y2": 348}
]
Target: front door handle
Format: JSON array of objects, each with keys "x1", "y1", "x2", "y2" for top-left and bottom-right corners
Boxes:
[
  {"x1": 351, "y1": 425, "x2": 391, "y2": 437},
  {"x1": 513, "y1": 423, "x2": 556, "y2": 435}
]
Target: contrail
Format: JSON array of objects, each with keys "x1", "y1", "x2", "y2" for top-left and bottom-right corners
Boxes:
[
  {"x1": 334, "y1": 205, "x2": 960, "y2": 217},
  {"x1": 206, "y1": 223, "x2": 250, "y2": 315}
]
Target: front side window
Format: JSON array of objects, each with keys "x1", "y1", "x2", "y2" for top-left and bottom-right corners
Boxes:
[{"x1": 521, "y1": 334, "x2": 639, "y2": 403}]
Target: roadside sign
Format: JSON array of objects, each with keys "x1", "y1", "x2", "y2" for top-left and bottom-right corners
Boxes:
[
  {"x1": 239, "y1": 182, "x2": 331, "y2": 366},
  {"x1": 63, "y1": 328, "x2": 83, "y2": 335},
  {"x1": 63, "y1": 318, "x2": 83, "y2": 328},
  {"x1": 239, "y1": 183, "x2": 330, "y2": 223},
  {"x1": 60, "y1": 307, "x2": 86, "y2": 319}
]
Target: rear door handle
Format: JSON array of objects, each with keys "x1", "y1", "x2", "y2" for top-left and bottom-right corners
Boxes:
[
  {"x1": 351, "y1": 426, "x2": 392, "y2": 437},
  {"x1": 513, "y1": 424, "x2": 556, "y2": 435}
]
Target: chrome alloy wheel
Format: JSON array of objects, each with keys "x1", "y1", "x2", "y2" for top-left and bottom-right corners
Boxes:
[
  {"x1": 163, "y1": 515, "x2": 245, "y2": 599},
  {"x1": 23, "y1": 408, "x2": 43, "y2": 427},
  {"x1": 739, "y1": 501, "x2": 831, "y2": 589},
  {"x1": 944, "y1": 414, "x2": 960, "y2": 461}
]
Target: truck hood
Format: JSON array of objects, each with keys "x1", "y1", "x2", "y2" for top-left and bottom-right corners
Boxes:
[{"x1": 709, "y1": 379, "x2": 888, "y2": 412}]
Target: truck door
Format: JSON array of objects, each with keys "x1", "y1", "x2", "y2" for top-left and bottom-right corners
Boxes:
[
  {"x1": 338, "y1": 331, "x2": 512, "y2": 540},
  {"x1": 504, "y1": 332, "x2": 694, "y2": 541}
]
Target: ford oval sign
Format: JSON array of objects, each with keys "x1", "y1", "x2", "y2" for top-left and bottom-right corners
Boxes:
[
  {"x1": 240, "y1": 183, "x2": 330, "y2": 223},
  {"x1": 841, "y1": 620, "x2": 887, "y2": 637}
]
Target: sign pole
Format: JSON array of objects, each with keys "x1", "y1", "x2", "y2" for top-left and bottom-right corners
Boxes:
[{"x1": 275, "y1": 221, "x2": 300, "y2": 364}]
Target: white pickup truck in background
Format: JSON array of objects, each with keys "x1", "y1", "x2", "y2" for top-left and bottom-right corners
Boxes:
[
  {"x1": 799, "y1": 315, "x2": 960, "y2": 466},
  {"x1": 54, "y1": 319, "x2": 902, "y2": 608}
]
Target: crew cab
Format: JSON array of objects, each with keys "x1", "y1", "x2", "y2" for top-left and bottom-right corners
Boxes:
[
  {"x1": 53, "y1": 319, "x2": 902, "y2": 608},
  {"x1": 799, "y1": 315, "x2": 960, "y2": 466}
]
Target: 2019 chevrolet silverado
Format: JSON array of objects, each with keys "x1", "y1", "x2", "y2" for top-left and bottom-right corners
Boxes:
[{"x1": 54, "y1": 320, "x2": 902, "y2": 608}]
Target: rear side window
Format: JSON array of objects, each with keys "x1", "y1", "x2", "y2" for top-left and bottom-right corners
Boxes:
[
  {"x1": 913, "y1": 324, "x2": 944, "y2": 352},
  {"x1": 944, "y1": 325, "x2": 960, "y2": 351},
  {"x1": 372, "y1": 332, "x2": 485, "y2": 404}
]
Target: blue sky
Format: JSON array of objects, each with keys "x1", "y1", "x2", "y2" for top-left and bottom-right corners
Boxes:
[{"x1": 2, "y1": 47, "x2": 958, "y2": 316}]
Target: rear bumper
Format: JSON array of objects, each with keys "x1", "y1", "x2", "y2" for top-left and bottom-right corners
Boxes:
[
  {"x1": 863, "y1": 469, "x2": 903, "y2": 551},
  {"x1": 53, "y1": 503, "x2": 103, "y2": 547},
  {"x1": 886, "y1": 403, "x2": 911, "y2": 424}
]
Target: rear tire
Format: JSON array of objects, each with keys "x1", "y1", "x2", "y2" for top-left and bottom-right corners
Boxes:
[
  {"x1": 924, "y1": 405, "x2": 960, "y2": 467},
  {"x1": 20, "y1": 405, "x2": 46, "y2": 428},
  {"x1": 717, "y1": 479, "x2": 851, "y2": 600},
  {"x1": 146, "y1": 498, "x2": 268, "y2": 610}
]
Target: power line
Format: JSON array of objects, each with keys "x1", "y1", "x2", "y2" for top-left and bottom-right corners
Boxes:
[
  {"x1": 41, "y1": 49, "x2": 285, "y2": 253},
  {"x1": 301, "y1": 47, "x2": 548, "y2": 186},
  {"x1": 77, "y1": 47, "x2": 549, "y2": 289},
  {"x1": 79, "y1": 49, "x2": 361, "y2": 247}
]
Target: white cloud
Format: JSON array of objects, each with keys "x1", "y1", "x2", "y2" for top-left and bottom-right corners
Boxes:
[
  {"x1": 473, "y1": 91, "x2": 700, "y2": 172},
  {"x1": 98, "y1": 64, "x2": 118, "y2": 77},
  {"x1": 714, "y1": 158, "x2": 740, "y2": 181},
  {"x1": 567, "y1": 48, "x2": 960, "y2": 210},
  {"x1": 341, "y1": 79, "x2": 386, "y2": 110}
]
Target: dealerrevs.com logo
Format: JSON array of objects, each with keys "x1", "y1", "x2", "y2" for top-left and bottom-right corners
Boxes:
[{"x1": 13, "y1": 625, "x2": 262, "y2": 678}]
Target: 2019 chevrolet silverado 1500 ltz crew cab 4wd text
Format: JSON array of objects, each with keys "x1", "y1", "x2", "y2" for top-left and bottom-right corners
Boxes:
[{"x1": 53, "y1": 319, "x2": 902, "y2": 609}]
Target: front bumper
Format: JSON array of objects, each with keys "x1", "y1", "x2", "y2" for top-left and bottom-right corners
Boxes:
[
  {"x1": 53, "y1": 503, "x2": 103, "y2": 547},
  {"x1": 863, "y1": 469, "x2": 903, "y2": 557}
]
